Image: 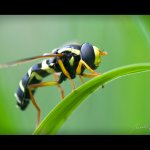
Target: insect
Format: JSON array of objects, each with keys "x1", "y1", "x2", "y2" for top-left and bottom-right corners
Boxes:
[{"x1": 0, "y1": 42, "x2": 107, "y2": 127}]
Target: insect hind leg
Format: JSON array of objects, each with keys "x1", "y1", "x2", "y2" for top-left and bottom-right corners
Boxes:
[
  {"x1": 53, "y1": 73, "x2": 65, "y2": 99},
  {"x1": 28, "y1": 81, "x2": 58, "y2": 128}
]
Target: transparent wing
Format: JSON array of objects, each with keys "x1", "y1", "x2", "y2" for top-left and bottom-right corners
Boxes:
[
  {"x1": 61, "y1": 40, "x2": 81, "y2": 48},
  {"x1": 0, "y1": 53, "x2": 64, "y2": 69}
]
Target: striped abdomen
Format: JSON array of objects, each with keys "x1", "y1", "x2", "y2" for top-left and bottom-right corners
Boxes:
[{"x1": 15, "y1": 59, "x2": 55, "y2": 110}]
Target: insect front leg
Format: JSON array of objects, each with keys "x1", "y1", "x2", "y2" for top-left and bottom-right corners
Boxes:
[
  {"x1": 81, "y1": 60, "x2": 101, "y2": 75},
  {"x1": 80, "y1": 73, "x2": 99, "y2": 78},
  {"x1": 76, "y1": 60, "x2": 101, "y2": 76},
  {"x1": 80, "y1": 73, "x2": 105, "y2": 88},
  {"x1": 76, "y1": 60, "x2": 104, "y2": 88}
]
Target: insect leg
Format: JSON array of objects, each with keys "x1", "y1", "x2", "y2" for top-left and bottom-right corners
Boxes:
[
  {"x1": 28, "y1": 89, "x2": 40, "y2": 128},
  {"x1": 78, "y1": 75, "x2": 85, "y2": 84},
  {"x1": 80, "y1": 73, "x2": 104, "y2": 88},
  {"x1": 76, "y1": 60, "x2": 100, "y2": 75},
  {"x1": 53, "y1": 73, "x2": 65, "y2": 99},
  {"x1": 80, "y1": 60, "x2": 100, "y2": 75},
  {"x1": 57, "y1": 59, "x2": 76, "y2": 90},
  {"x1": 80, "y1": 73, "x2": 99, "y2": 78},
  {"x1": 76, "y1": 60, "x2": 101, "y2": 84},
  {"x1": 76, "y1": 60, "x2": 83, "y2": 74},
  {"x1": 28, "y1": 81, "x2": 58, "y2": 128}
]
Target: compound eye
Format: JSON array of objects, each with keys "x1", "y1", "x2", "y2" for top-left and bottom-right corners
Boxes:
[{"x1": 81, "y1": 43, "x2": 95, "y2": 69}]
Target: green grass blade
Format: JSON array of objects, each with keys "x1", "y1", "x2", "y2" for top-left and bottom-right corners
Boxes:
[{"x1": 33, "y1": 63, "x2": 150, "y2": 135}]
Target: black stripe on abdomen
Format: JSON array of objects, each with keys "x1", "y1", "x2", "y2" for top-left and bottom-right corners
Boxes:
[
  {"x1": 15, "y1": 61, "x2": 53, "y2": 110},
  {"x1": 15, "y1": 73, "x2": 30, "y2": 110}
]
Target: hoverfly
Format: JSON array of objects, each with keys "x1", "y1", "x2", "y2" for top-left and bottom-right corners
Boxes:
[{"x1": 0, "y1": 42, "x2": 107, "y2": 127}]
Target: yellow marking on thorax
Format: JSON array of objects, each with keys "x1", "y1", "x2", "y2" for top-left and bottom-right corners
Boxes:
[
  {"x1": 58, "y1": 48, "x2": 80, "y2": 55},
  {"x1": 69, "y1": 56, "x2": 74, "y2": 66}
]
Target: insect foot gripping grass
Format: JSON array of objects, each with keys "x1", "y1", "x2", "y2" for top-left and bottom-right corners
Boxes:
[
  {"x1": 0, "y1": 42, "x2": 107, "y2": 128},
  {"x1": 33, "y1": 63, "x2": 150, "y2": 135}
]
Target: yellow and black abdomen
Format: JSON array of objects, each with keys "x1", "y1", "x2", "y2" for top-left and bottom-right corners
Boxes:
[{"x1": 15, "y1": 58, "x2": 55, "y2": 110}]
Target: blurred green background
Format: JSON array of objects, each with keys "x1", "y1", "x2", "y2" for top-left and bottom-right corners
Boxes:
[{"x1": 0, "y1": 15, "x2": 150, "y2": 134}]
